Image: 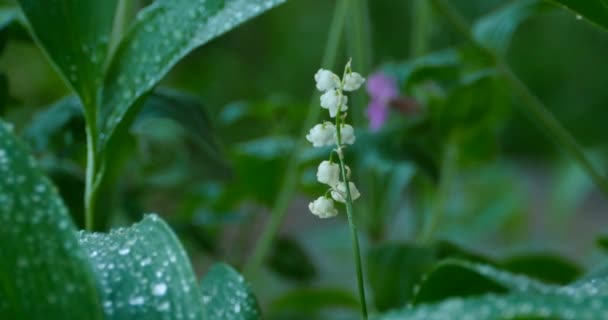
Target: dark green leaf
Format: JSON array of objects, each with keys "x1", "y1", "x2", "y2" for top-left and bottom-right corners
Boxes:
[
  {"x1": 500, "y1": 254, "x2": 582, "y2": 285},
  {"x1": 269, "y1": 288, "x2": 359, "y2": 313},
  {"x1": 367, "y1": 244, "x2": 436, "y2": 311},
  {"x1": 473, "y1": 0, "x2": 553, "y2": 54},
  {"x1": 267, "y1": 235, "x2": 317, "y2": 283},
  {"x1": 597, "y1": 235, "x2": 608, "y2": 252},
  {"x1": 17, "y1": 0, "x2": 118, "y2": 106},
  {"x1": 200, "y1": 263, "x2": 261, "y2": 320},
  {"x1": 547, "y1": 0, "x2": 608, "y2": 31},
  {"x1": 0, "y1": 120, "x2": 104, "y2": 319},
  {"x1": 100, "y1": 0, "x2": 285, "y2": 145},
  {"x1": 79, "y1": 214, "x2": 204, "y2": 319},
  {"x1": 23, "y1": 96, "x2": 83, "y2": 152},
  {"x1": 0, "y1": 74, "x2": 7, "y2": 115}
]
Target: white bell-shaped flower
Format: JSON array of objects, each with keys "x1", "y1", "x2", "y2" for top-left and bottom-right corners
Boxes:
[
  {"x1": 337, "y1": 124, "x2": 356, "y2": 145},
  {"x1": 314, "y1": 69, "x2": 340, "y2": 92},
  {"x1": 306, "y1": 122, "x2": 336, "y2": 147},
  {"x1": 320, "y1": 90, "x2": 348, "y2": 118},
  {"x1": 309, "y1": 196, "x2": 339, "y2": 218},
  {"x1": 343, "y1": 72, "x2": 365, "y2": 91},
  {"x1": 331, "y1": 181, "x2": 361, "y2": 203},
  {"x1": 317, "y1": 160, "x2": 340, "y2": 186}
]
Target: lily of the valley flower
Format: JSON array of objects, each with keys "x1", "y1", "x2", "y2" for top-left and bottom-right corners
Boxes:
[
  {"x1": 315, "y1": 69, "x2": 340, "y2": 91},
  {"x1": 308, "y1": 196, "x2": 339, "y2": 218},
  {"x1": 331, "y1": 181, "x2": 361, "y2": 203},
  {"x1": 317, "y1": 160, "x2": 340, "y2": 186},
  {"x1": 306, "y1": 122, "x2": 336, "y2": 147}
]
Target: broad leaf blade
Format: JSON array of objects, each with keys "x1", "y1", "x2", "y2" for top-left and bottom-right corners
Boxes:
[
  {"x1": 0, "y1": 120, "x2": 104, "y2": 319},
  {"x1": 17, "y1": 0, "x2": 118, "y2": 106},
  {"x1": 547, "y1": 0, "x2": 608, "y2": 31},
  {"x1": 473, "y1": 0, "x2": 553, "y2": 54},
  {"x1": 78, "y1": 214, "x2": 204, "y2": 320},
  {"x1": 200, "y1": 263, "x2": 261, "y2": 320},
  {"x1": 100, "y1": 0, "x2": 286, "y2": 145}
]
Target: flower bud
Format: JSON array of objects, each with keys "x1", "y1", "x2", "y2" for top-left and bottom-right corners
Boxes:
[
  {"x1": 315, "y1": 69, "x2": 340, "y2": 92},
  {"x1": 306, "y1": 122, "x2": 336, "y2": 147},
  {"x1": 331, "y1": 181, "x2": 361, "y2": 203},
  {"x1": 308, "y1": 196, "x2": 339, "y2": 218},
  {"x1": 317, "y1": 160, "x2": 340, "y2": 186},
  {"x1": 343, "y1": 72, "x2": 365, "y2": 91}
]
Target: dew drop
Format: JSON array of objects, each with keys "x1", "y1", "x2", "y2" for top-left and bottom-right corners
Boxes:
[{"x1": 152, "y1": 283, "x2": 167, "y2": 296}]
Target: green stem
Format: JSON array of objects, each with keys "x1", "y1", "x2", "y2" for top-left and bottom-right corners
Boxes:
[
  {"x1": 346, "y1": 0, "x2": 372, "y2": 126},
  {"x1": 430, "y1": 0, "x2": 608, "y2": 197},
  {"x1": 410, "y1": 0, "x2": 432, "y2": 58},
  {"x1": 418, "y1": 136, "x2": 457, "y2": 243},
  {"x1": 243, "y1": 0, "x2": 348, "y2": 277},
  {"x1": 84, "y1": 111, "x2": 98, "y2": 231}
]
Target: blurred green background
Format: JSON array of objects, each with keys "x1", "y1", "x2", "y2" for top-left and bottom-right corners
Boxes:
[{"x1": 1, "y1": 0, "x2": 608, "y2": 318}]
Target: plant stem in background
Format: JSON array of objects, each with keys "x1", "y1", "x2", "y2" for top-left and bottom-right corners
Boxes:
[
  {"x1": 430, "y1": 0, "x2": 608, "y2": 198},
  {"x1": 410, "y1": 0, "x2": 432, "y2": 58},
  {"x1": 346, "y1": 0, "x2": 372, "y2": 126},
  {"x1": 84, "y1": 109, "x2": 98, "y2": 231},
  {"x1": 418, "y1": 136, "x2": 458, "y2": 243},
  {"x1": 244, "y1": 0, "x2": 348, "y2": 277}
]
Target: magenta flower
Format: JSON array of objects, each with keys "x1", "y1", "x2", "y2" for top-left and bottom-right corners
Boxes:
[{"x1": 366, "y1": 72, "x2": 399, "y2": 131}]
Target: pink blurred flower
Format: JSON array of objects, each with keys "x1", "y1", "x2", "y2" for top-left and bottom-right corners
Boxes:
[{"x1": 366, "y1": 72, "x2": 398, "y2": 131}]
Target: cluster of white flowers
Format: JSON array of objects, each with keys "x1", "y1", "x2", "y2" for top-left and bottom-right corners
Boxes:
[{"x1": 306, "y1": 61, "x2": 365, "y2": 219}]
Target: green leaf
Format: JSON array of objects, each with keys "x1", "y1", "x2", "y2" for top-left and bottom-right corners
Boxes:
[
  {"x1": 78, "y1": 214, "x2": 204, "y2": 319},
  {"x1": 413, "y1": 260, "x2": 555, "y2": 305},
  {"x1": 269, "y1": 288, "x2": 359, "y2": 313},
  {"x1": 547, "y1": 0, "x2": 608, "y2": 31},
  {"x1": 17, "y1": 0, "x2": 118, "y2": 106},
  {"x1": 0, "y1": 120, "x2": 104, "y2": 319},
  {"x1": 367, "y1": 244, "x2": 437, "y2": 311},
  {"x1": 376, "y1": 292, "x2": 608, "y2": 320},
  {"x1": 100, "y1": 0, "x2": 285, "y2": 146},
  {"x1": 200, "y1": 263, "x2": 261, "y2": 320},
  {"x1": 473, "y1": 0, "x2": 553, "y2": 54},
  {"x1": 500, "y1": 254, "x2": 582, "y2": 285},
  {"x1": 0, "y1": 7, "x2": 29, "y2": 53},
  {"x1": 267, "y1": 235, "x2": 317, "y2": 283}
]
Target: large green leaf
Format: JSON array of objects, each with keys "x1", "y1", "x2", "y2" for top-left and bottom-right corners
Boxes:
[
  {"x1": 17, "y1": 0, "x2": 118, "y2": 107},
  {"x1": 200, "y1": 263, "x2": 261, "y2": 320},
  {"x1": 0, "y1": 120, "x2": 104, "y2": 319},
  {"x1": 547, "y1": 0, "x2": 608, "y2": 31},
  {"x1": 78, "y1": 214, "x2": 204, "y2": 319},
  {"x1": 100, "y1": 0, "x2": 285, "y2": 146},
  {"x1": 500, "y1": 254, "x2": 582, "y2": 285},
  {"x1": 473, "y1": 0, "x2": 553, "y2": 54}
]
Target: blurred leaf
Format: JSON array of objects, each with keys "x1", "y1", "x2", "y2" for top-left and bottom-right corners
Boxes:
[
  {"x1": 500, "y1": 254, "x2": 582, "y2": 285},
  {"x1": 100, "y1": 0, "x2": 285, "y2": 148},
  {"x1": 0, "y1": 7, "x2": 29, "y2": 52},
  {"x1": 79, "y1": 214, "x2": 204, "y2": 319},
  {"x1": 0, "y1": 73, "x2": 7, "y2": 115},
  {"x1": 473, "y1": 0, "x2": 553, "y2": 54},
  {"x1": 435, "y1": 240, "x2": 494, "y2": 264},
  {"x1": 17, "y1": 0, "x2": 118, "y2": 106},
  {"x1": 597, "y1": 235, "x2": 608, "y2": 253},
  {"x1": 413, "y1": 260, "x2": 553, "y2": 305},
  {"x1": 367, "y1": 244, "x2": 436, "y2": 311},
  {"x1": 267, "y1": 235, "x2": 317, "y2": 283},
  {"x1": 200, "y1": 263, "x2": 261, "y2": 320},
  {"x1": 547, "y1": 0, "x2": 608, "y2": 31},
  {"x1": 269, "y1": 288, "x2": 359, "y2": 313},
  {"x1": 0, "y1": 120, "x2": 104, "y2": 319}
]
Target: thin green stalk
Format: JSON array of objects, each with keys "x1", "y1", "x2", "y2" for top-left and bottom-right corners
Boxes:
[
  {"x1": 244, "y1": 0, "x2": 348, "y2": 277},
  {"x1": 410, "y1": 0, "x2": 432, "y2": 58},
  {"x1": 84, "y1": 110, "x2": 98, "y2": 231},
  {"x1": 418, "y1": 136, "x2": 457, "y2": 243},
  {"x1": 430, "y1": 0, "x2": 608, "y2": 197},
  {"x1": 346, "y1": 0, "x2": 372, "y2": 126}
]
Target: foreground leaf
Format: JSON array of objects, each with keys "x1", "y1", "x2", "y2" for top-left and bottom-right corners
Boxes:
[
  {"x1": 79, "y1": 214, "x2": 204, "y2": 319},
  {"x1": 547, "y1": 0, "x2": 608, "y2": 31},
  {"x1": 200, "y1": 263, "x2": 261, "y2": 320},
  {"x1": 100, "y1": 0, "x2": 286, "y2": 146},
  {"x1": 17, "y1": 0, "x2": 118, "y2": 106},
  {"x1": 0, "y1": 120, "x2": 104, "y2": 319}
]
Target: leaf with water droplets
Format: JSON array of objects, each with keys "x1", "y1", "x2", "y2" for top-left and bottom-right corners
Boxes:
[
  {"x1": 16, "y1": 0, "x2": 117, "y2": 107},
  {"x1": 78, "y1": 214, "x2": 204, "y2": 320},
  {"x1": 100, "y1": 0, "x2": 285, "y2": 148},
  {"x1": 546, "y1": 0, "x2": 608, "y2": 31},
  {"x1": 200, "y1": 263, "x2": 261, "y2": 320},
  {"x1": 0, "y1": 119, "x2": 105, "y2": 319}
]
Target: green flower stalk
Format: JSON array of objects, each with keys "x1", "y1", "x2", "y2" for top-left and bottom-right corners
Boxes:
[{"x1": 306, "y1": 60, "x2": 368, "y2": 319}]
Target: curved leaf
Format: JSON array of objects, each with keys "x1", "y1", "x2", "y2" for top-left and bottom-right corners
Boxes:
[
  {"x1": 200, "y1": 263, "x2": 261, "y2": 320},
  {"x1": 100, "y1": 0, "x2": 286, "y2": 145},
  {"x1": 17, "y1": 0, "x2": 118, "y2": 106},
  {"x1": 0, "y1": 120, "x2": 104, "y2": 319},
  {"x1": 473, "y1": 0, "x2": 553, "y2": 54},
  {"x1": 269, "y1": 288, "x2": 359, "y2": 313},
  {"x1": 500, "y1": 253, "x2": 582, "y2": 285},
  {"x1": 547, "y1": 0, "x2": 608, "y2": 31},
  {"x1": 78, "y1": 214, "x2": 204, "y2": 320}
]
